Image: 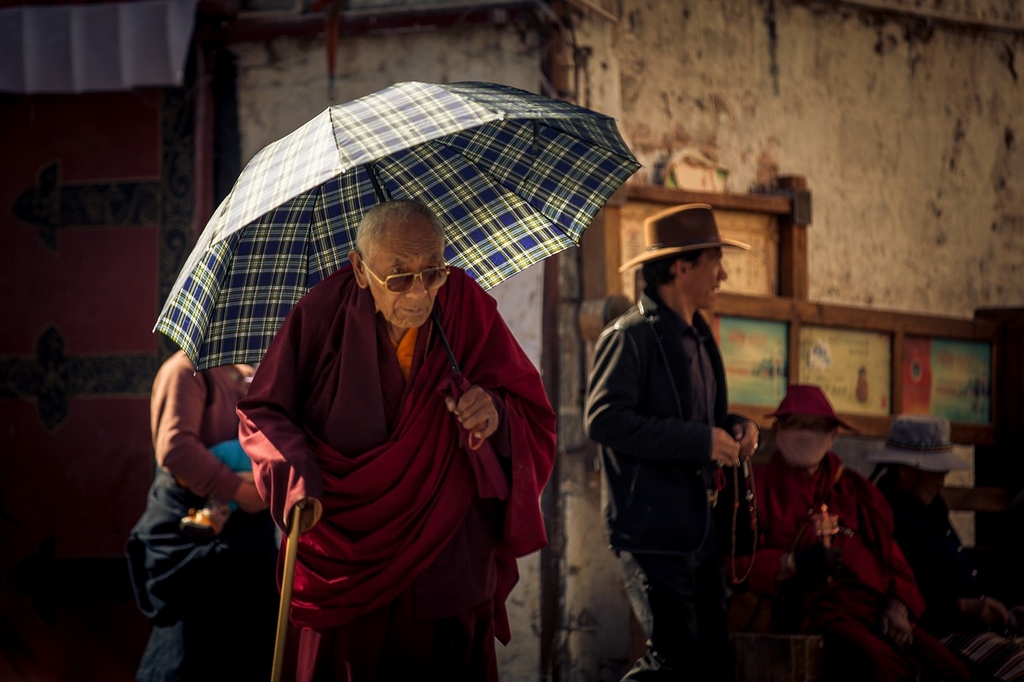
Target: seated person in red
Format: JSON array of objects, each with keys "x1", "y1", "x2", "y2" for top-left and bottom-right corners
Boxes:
[
  {"x1": 741, "y1": 385, "x2": 970, "y2": 681},
  {"x1": 237, "y1": 200, "x2": 556, "y2": 681},
  {"x1": 870, "y1": 414, "x2": 1024, "y2": 681}
]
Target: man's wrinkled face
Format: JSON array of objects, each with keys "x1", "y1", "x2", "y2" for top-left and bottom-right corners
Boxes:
[{"x1": 350, "y1": 215, "x2": 447, "y2": 338}]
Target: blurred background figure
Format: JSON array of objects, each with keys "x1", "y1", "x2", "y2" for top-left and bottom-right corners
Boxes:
[
  {"x1": 585, "y1": 204, "x2": 759, "y2": 681},
  {"x1": 126, "y1": 351, "x2": 278, "y2": 681},
  {"x1": 740, "y1": 385, "x2": 970, "y2": 682},
  {"x1": 870, "y1": 414, "x2": 1024, "y2": 681}
]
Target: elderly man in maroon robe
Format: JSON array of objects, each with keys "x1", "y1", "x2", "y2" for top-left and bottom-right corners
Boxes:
[
  {"x1": 237, "y1": 199, "x2": 556, "y2": 681},
  {"x1": 738, "y1": 385, "x2": 970, "y2": 681}
]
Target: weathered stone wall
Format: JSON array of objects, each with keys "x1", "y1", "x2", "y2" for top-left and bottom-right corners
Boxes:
[{"x1": 578, "y1": 0, "x2": 1024, "y2": 318}]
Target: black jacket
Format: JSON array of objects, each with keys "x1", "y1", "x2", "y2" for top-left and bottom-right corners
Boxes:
[
  {"x1": 876, "y1": 479, "x2": 984, "y2": 637},
  {"x1": 585, "y1": 289, "x2": 747, "y2": 554}
]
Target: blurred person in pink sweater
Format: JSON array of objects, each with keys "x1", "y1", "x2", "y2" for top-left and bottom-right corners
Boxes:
[{"x1": 126, "y1": 350, "x2": 278, "y2": 681}]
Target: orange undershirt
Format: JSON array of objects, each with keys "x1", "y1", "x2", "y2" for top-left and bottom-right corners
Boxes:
[{"x1": 391, "y1": 326, "x2": 418, "y2": 380}]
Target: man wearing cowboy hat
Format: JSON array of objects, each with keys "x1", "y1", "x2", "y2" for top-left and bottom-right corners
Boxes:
[
  {"x1": 871, "y1": 415, "x2": 1024, "y2": 681},
  {"x1": 585, "y1": 203, "x2": 759, "y2": 680}
]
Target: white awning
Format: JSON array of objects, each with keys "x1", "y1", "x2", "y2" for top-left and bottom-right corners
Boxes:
[{"x1": 0, "y1": 0, "x2": 198, "y2": 94}]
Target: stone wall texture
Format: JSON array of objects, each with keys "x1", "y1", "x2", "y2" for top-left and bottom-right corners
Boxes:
[{"x1": 579, "y1": 0, "x2": 1024, "y2": 318}]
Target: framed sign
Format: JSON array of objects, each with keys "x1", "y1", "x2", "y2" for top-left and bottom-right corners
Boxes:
[
  {"x1": 797, "y1": 325, "x2": 892, "y2": 417},
  {"x1": 903, "y1": 336, "x2": 992, "y2": 424},
  {"x1": 618, "y1": 200, "x2": 779, "y2": 298},
  {"x1": 715, "y1": 315, "x2": 789, "y2": 407}
]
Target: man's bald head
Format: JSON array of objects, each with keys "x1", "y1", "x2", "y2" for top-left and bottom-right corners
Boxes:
[{"x1": 356, "y1": 200, "x2": 445, "y2": 261}]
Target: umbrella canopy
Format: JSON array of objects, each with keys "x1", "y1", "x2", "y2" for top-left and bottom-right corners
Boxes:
[{"x1": 156, "y1": 80, "x2": 641, "y2": 370}]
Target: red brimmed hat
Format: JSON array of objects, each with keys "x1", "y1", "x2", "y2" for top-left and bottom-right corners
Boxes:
[{"x1": 765, "y1": 384, "x2": 855, "y2": 431}]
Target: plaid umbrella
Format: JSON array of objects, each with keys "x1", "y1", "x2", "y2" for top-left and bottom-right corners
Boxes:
[{"x1": 155, "y1": 80, "x2": 640, "y2": 370}]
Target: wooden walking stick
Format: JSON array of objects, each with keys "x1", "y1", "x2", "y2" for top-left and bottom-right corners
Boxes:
[{"x1": 271, "y1": 504, "x2": 303, "y2": 682}]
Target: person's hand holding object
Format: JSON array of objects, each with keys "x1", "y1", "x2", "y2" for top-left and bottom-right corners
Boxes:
[
  {"x1": 293, "y1": 497, "x2": 323, "y2": 534},
  {"x1": 445, "y1": 385, "x2": 499, "y2": 450},
  {"x1": 731, "y1": 419, "x2": 760, "y2": 459},
  {"x1": 711, "y1": 427, "x2": 741, "y2": 467}
]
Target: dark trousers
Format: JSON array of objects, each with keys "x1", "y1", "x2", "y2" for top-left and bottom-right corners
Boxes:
[{"x1": 618, "y1": 539, "x2": 731, "y2": 681}]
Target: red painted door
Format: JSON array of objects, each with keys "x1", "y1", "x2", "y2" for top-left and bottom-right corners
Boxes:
[{"x1": 0, "y1": 89, "x2": 196, "y2": 681}]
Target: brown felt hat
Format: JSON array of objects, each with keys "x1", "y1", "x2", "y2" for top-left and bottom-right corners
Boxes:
[{"x1": 618, "y1": 203, "x2": 751, "y2": 272}]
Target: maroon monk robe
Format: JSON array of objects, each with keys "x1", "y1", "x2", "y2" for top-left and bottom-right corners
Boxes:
[
  {"x1": 747, "y1": 450, "x2": 923, "y2": 614},
  {"x1": 237, "y1": 265, "x2": 555, "y2": 643},
  {"x1": 741, "y1": 450, "x2": 969, "y2": 681}
]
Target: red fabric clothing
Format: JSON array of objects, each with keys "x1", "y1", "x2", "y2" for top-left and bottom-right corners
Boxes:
[
  {"x1": 747, "y1": 450, "x2": 924, "y2": 618},
  {"x1": 741, "y1": 450, "x2": 969, "y2": 681},
  {"x1": 821, "y1": 595, "x2": 971, "y2": 682},
  {"x1": 237, "y1": 266, "x2": 555, "y2": 645},
  {"x1": 288, "y1": 588, "x2": 498, "y2": 682},
  {"x1": 150, "y1": 350, "x2": 254, "y2": 500}
]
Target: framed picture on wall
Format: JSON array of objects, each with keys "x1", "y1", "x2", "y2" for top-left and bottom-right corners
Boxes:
[
  {"x1": 714, "y1": 315, "x2": 789, "y2": 408},
  {"x1": 797, "y1": 325, "x2": 892, "y2": 417},
  {"x1": 903, "y1": 336, "x2": 992, "y2": 425}
]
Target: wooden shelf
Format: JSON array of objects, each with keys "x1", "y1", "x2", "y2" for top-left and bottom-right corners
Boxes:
[
  {"x1": 715, "y1": 293, "x2": 999, "y2": 341},
  {"x1": 626, "y1": 184, "x2": 793, "y2": 215},
  {"x1": 714, "y1": 294, "x2": 998, "y2": 442},
  {"x1": 589, "y1": 179, "x2": 1000, "y2": 447}
]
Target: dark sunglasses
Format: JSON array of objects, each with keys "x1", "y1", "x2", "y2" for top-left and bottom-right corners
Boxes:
[{"x1": 362, "y1": 262, "x2": 450, "y2": 293}]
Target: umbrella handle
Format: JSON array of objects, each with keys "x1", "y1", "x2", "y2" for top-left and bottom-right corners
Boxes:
[
  {"x1": 431, "y1": 308, "x2": 461, "y2": 375},
  {"x1": 271, "y1": 505, "x2": 302, "y2": 682}
]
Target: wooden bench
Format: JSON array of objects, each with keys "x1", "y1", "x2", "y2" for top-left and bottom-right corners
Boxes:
[
  {"x1": 942, "y1": 484, "x2": 1008, "y2": 514},
  {"x1": 731, "y1": 633, "x2": 823, "y2": 682}
]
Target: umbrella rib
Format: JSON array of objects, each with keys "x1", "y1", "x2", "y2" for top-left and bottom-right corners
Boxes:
[{"x1": 367, "y1": 162, "x2": 390, "y2": 202}]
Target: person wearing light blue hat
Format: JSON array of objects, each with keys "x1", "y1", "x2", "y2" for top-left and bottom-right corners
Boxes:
[{"x1": 871, "y1": 414, "x2": 1024, "y2": 681}]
